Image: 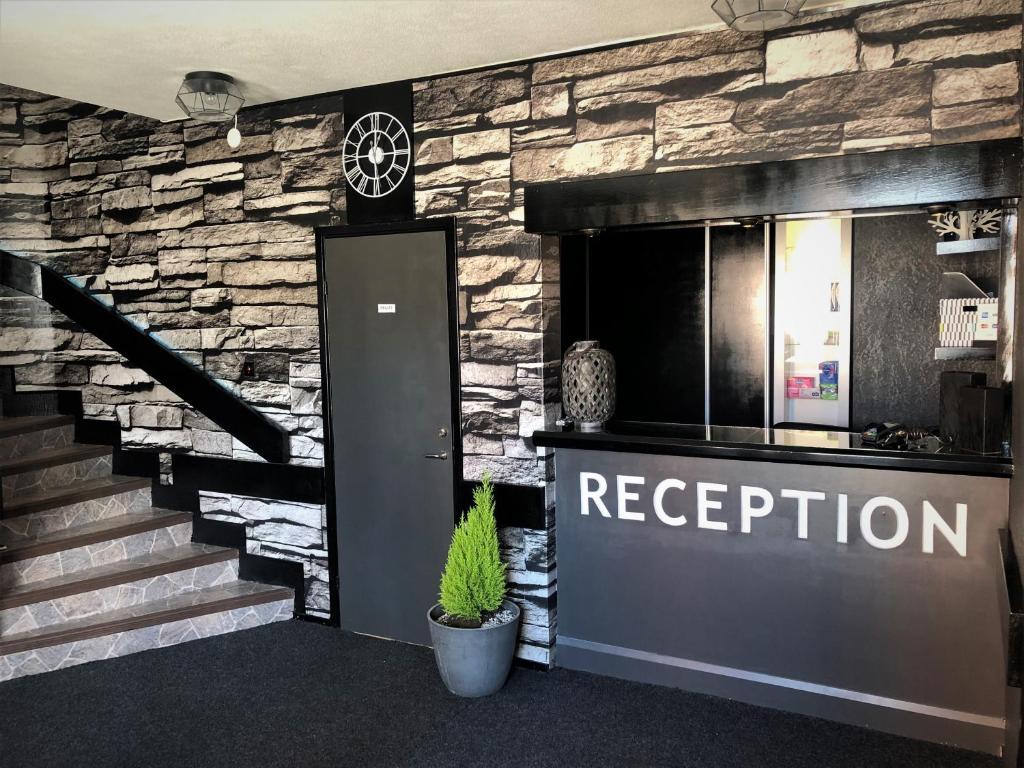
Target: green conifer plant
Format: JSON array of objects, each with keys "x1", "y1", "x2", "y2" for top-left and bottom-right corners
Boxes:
[{"x1": 439, "y1": 472, "x2": 507, "y2": 626}]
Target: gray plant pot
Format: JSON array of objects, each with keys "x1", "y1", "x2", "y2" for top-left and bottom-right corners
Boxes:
[{"x1": 427, "y1": 600, "x2": 520, "y2": 697}]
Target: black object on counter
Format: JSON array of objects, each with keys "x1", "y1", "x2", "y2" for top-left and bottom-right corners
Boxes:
[
  {"x1": 940, "y1": 371, "x2": 987, "y2": 443},
  {"x1": 958, "y1": 386, "x2": 1004, "y2": 455}
]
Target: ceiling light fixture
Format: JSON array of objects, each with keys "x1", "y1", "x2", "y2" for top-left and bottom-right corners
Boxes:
[
  {"x1": 711, "y1": 0, "x2": 806, "y2": 31},
  {"x1": 175, "y1": 71, "x2": 244, "y2": 123}
]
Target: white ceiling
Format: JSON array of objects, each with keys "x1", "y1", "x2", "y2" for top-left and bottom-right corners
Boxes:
[{"x1": 0, "y1": 0, "x2": 877, "y2": 122}]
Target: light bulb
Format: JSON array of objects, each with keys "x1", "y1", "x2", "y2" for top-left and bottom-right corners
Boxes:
[{"x1": 227, "y1": 126, "x2": 241, "y2": 149}]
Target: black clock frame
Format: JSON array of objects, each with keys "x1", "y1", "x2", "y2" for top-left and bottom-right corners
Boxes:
[{"x1": 342, "y1": 81, "x2": 415, "y2": 224}]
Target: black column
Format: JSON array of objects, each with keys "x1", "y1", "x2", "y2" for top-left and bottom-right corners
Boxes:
[{"x1": 709, "y1": 225, "x2": 767, "y2": 428}]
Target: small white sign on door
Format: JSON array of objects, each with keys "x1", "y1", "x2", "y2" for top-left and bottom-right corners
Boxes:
[{"x1": 377, "y1": 303, "x2": 396, "y2": 314}]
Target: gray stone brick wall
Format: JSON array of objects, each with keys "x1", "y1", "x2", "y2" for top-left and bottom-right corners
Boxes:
[
  {"x1": 1, "y1": 0, "x2": 1021, "y2": 657},
  {"x1": 0, "y1": 90, "x2": 344, "y2": 617}
]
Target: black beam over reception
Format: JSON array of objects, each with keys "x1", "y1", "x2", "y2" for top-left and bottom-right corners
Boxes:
[{"x1": 524, "y1": 139, "x2": 1022, "y2": 233}]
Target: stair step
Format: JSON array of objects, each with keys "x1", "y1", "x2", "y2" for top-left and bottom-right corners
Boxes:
[
  {"x1": 0, "y1": 542, "x2": 237, "y2": 611},
  {"x1": 0, "y1": 416, "x2": 75, "y2": 460},
  {"x1": 1, "y1": 444, "x2": 113, "y2": 505},
  {"x1": 0, "y1": 545, "x2": 239, "y2": 635},
  {"x1": 3, "y1": 475, "x2": 150, "y2": 519},
  {"x1": 0, "y1": 580, "x2": 293, "y2": 656},
  {"x1": 0, "y1": 444, "x2": 110, "y2": 477},
  {"x1": 0, "y1": 414, "x2": 75, "y2": 438},
  {"x1": 0, "y1": 508, "x2": 191, "y2": 565}
]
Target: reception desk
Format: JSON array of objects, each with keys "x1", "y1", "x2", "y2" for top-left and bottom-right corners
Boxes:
[{"x1": 533, "y1": 424, "x2": 1012, "y2": 754}]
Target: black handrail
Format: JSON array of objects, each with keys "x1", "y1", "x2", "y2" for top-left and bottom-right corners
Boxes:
[{"x1": 0, "y1": 248, "x2": 290, "y2": 463}]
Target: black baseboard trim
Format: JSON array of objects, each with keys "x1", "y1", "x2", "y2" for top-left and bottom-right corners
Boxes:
[
  {"x1": 297, "y1": 612, "x2": 333, "y2": 626},
  {"x1": 514, "y1": 656, "x2": 550, "y2": 672},
  {"x1": 171, "y1": 454, "x2": 324, "y2": 504},
  {"x1": 458, "y1": 481, "x2": 547, "y2": 530},
  {"x1": 72, "y1": 417, "x2": 164, "y2": 485},
  {"x1": 0, "y1": 389, "x2": 81, "y2": 418},
  {"x1": 74, "y1": 417, "x2": 118, "y2": 446},
  {"x1": 1000, "y1": 530, "x2": 1022, "y2": 688},
  {"x1": 0, "y1": 367, "x2": 15, "y2": 395},
  {"x1": 192, "y1": 514, "x2": 306, "y2": 616},
  {"x1": 191, "y1": 514, "x2": 245, "y2": 549},
  {"x1": 151, "y1": 481, "x2": 193, "y2": 511},
  {"x1": 176, "y1": 458, "x2": 324, "y2": 620},
  {"x1": 238, "y1": 552, "x2": 305, "y2": 616},
  {"x1": 113, "y1": 447, "x2": 161, "y2": 484}
]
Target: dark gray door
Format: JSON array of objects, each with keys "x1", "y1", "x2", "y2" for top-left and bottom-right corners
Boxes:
[{"x1": 323, "y1": 229, "x2": 456, "y2": 646}]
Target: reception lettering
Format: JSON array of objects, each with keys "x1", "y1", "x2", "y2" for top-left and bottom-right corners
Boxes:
[{"x1": 579, "y1": 471, "x2": 967, "y2": 556}]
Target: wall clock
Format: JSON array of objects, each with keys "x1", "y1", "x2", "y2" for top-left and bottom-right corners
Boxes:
[
  {"x1": 342, "y1": 111, "x2": 411, "y2": 199},
  {"x1": 342, "y1": 81, "x2": 414, "y2": 224}
]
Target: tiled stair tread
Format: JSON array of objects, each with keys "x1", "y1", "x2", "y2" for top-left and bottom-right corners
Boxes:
[
  {"x1": 0, "y1": 415, "x2": 74, "y2": 438},
  {"x1": 0, "y1": 580, "x2": 293, "y2": 654},
  {"x1": 0, "y1": 444, "x2": 111, "y2": 477},
  {"x1": 0, "y1": 542, "x2": 236, "y2": 610},
  {"x1": 4, "y1": 474, "x2": 150, "y2": 518},
  {"x1": 0, "y1": 508, "x2": 191, "y2": 563}
]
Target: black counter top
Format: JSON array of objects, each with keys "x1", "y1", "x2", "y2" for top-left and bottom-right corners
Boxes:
[{"x1": 532, "y1": 421, "x2": 1013, "y2": 478}]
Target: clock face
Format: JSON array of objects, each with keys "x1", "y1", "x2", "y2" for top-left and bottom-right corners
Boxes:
[{"x1": 342, "y1": 111, "x2": 411, "y2": 199}]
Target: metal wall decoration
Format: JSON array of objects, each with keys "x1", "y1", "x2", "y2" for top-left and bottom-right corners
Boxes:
[
  {"x1": 928, "y1": 209, "x2": 1003, "y2": 241},
  {"x1": 562, "y1": 340, "x2": 616, "y2": 432}
]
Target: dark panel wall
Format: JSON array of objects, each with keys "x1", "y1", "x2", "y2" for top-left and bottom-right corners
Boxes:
[
  {"x1": 555, "y1": 448, "x2": 1010, "y2": 753},
  {"x1": 558, "y1": 234, "x2": 588, "y2": 358},
  {"x1": 851, "y1": 213, "x2": 1000, "y2": 430},
  {"x1": 586, "y1": 228, "x2": 706, "y2": 424},
  {"x1": 709, "y1": 226, "x2": 766, "y2": 428}
]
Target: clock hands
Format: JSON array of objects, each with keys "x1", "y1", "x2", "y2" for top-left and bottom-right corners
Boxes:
[{"x1": 354, "y1": 138, "x2": 408, "y2": 161}]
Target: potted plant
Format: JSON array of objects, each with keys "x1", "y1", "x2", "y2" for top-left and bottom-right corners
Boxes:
[{"x1": 428, "y1": 473, "x2": 520, "y2": 697}]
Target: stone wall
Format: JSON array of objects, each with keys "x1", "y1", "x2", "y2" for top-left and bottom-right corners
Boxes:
[
  {"x1": 1, "y1": 0, "x2": 1021, "y2": 659},
  {"x1": 0, "y1": 90, "x2": 345, "y2": 617}
]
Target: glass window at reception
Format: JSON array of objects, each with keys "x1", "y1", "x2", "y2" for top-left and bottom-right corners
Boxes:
[{"x1": 559, "y1": 205, "x2": 1014, "y2": 449}]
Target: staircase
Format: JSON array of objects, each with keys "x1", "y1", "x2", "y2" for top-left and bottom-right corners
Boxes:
[{"x1": 0, "y1": 404, "x2": 294, "y2": 681}]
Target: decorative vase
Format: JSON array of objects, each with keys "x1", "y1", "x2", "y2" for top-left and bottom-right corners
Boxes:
[{"x1": 562, "y1": 340, "x2": 616, "y2": 432}]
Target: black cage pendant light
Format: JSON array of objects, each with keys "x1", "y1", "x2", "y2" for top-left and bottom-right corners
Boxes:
[
  {"x1": 711, "y1": 0, "x2": 806, "y2": 30},
  {"x1": 175, "y1": 71, "x2": 244, "y2": 123}
]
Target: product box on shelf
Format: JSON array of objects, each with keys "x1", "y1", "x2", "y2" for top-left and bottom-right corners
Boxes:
[
  {"x1": 786, "y1": 376, "x2": 819, "y2": 400},
  {"x1": 938, "y1": 298, "x2": 998, "y2": 346}
]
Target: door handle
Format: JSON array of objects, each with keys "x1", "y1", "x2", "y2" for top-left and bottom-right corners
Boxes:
[{"x1": 424, "y1": 452, "x2": 448, "y2": 460}]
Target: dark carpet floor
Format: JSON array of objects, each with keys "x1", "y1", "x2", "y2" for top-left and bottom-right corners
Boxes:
[{"x1": 0, "y1": 620, "x2": 999, "y2": 768}]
